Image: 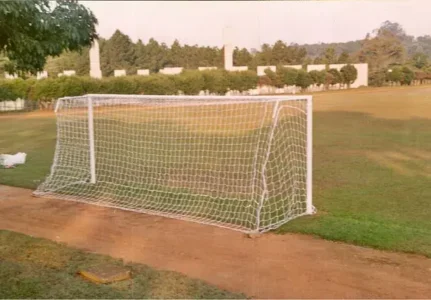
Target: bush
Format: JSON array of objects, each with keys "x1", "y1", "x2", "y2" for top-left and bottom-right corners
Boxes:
[
  {"x1": 226, "y1": 71, "x2": 258, "y2": 92},
  {"x1": 415, "y1": 71, "x2": 427, "y2": 82},
  {"x1": 308, "y1": 70, "x2": 325, "y2": 86},
  {"x1": 369, "y1": 70, "x2": 386, "y2": 87},
  {"x1": 327, "y1": 68, "x2": 342, "y2": 85},
  {"x1": 99, "y1": 76, "x2": 139, "y2": 94},
  {"x1": 173, "y1": 70, "x2": 205, "y2": 95},
  {"x1": 0, "y1": 78, "x2": 33, "y2": 101},
  {"x1": 340, "y1": 64, "x2": 358, "y2": 87},
  {"x1": 386, "y1": 66, "x2": 415, "y2": 86},
  {"x1": 201, "y1": 70, "x2": 229, "y2": 94},
  {"x1": 30, "y1": 78, "x2": 64, "y2": 101},
  {"x1": 264, "y1": 69, "x2": 281, "y2": 87},
  {"x1": 257, "y1": 75, "x2": 272, "y2": 87},
  {"x1": 386, "y1": 67, "x2": 403, "y2": 83},
  {"x1": 295, "y1": 70, "x2": 313, "y2": 90},
  {"x1": 135, "y1": 75, "x2": 177, "y2": 95},
  {"x1": 0, "y1": 70, "x2": 259, "y2": 101},
  {"x1": 281, "y1": 67, "x2": 299, "y2": 86},
  {"x1": 400, "y1": 66, "x2": 414, "y2": 85}
]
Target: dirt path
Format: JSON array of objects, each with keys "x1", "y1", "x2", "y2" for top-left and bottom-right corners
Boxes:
[{"x1": 1, "y1": 185, "x2": 430, "y2": 299}]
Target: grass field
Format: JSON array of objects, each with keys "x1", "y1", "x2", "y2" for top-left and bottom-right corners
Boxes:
[
  {"x1": 1, "y1": 85, "x2": 431, "y2": 257},
  {"x1": 0, "y1": 230, "x2": 244, "y2": 299}
]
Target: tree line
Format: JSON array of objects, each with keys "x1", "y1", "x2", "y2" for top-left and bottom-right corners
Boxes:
[{"x1": 38, "y1": 20, "x2": 431, "y2": 85}]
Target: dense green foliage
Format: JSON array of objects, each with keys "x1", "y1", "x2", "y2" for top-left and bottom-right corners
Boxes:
[
  {"x1": 340, "y1": 64, "x2": 358, "y2": 87},
  {"x1": 2, "y1": 63, "x2": 431, "y2": 102},
  {"x1": 0, "y1": 70, "x2": 260, "y2": 101},
  {"x1": 0, "y1": 0, "x2": 97, "y2": 74}
]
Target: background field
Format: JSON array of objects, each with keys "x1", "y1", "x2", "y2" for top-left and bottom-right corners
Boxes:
[{"x1": 1, "y1": 85, "x2": 431, "y2": 257}]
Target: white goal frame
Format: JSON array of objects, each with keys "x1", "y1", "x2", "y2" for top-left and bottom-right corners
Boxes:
[{"x1": 35, "y1": 94, "x2": 314, "y2": 233}]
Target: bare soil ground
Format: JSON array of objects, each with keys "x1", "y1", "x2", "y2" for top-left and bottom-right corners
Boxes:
[{"x1": 1, "y1": 185, "x2": 431, "y2": 299}]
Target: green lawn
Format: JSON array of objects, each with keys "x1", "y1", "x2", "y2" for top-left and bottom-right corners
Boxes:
[
  {"x1": 1, "y1": 85, "x2": 431, "y2": 257},
  {"x1": 0, "y1": 230, "x2": 244, "y2": 299}
]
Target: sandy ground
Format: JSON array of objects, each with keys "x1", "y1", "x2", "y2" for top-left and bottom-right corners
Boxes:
[{"x1": 0, "y1": 185, "x2": 431, "y2": 299}]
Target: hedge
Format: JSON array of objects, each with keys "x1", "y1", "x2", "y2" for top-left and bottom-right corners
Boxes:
[
  {"x1": 1, "y1": 65, "x2": 430, "y2": 101},
  {"x1": 0, "y1": 69, "x2": 259, "y2": 101}
]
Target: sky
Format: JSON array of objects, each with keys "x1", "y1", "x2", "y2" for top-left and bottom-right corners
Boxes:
[{"x1": 82, "y1": 0, "x2": 431, "y2": 49}]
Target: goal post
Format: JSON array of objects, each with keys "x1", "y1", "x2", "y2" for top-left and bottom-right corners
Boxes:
[{"x1": 35, "y1": 94, "x2": 314, "y2": 233}]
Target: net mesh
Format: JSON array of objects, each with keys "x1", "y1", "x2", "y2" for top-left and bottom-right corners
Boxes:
[{"x1": 35, "y1": 95, "x2": 312, "y2": 233}]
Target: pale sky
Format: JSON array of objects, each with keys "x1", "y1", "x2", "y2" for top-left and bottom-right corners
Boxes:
[{"x1": 82, "y1": 0, "x2": 431, "y2": 49}]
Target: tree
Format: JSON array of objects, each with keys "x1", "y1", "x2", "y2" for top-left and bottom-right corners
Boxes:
[
  {"x1": 233, "y1": 47, "x2": 252, "y2": 66},
  {"x1": 376, "y1": 21, "x2": 413, "y2": 43},
  {"x1": 369, "y1": 70, "x2": 386, "y2": 87},
  {"x1": 337, "y1": 51, "x2": 350, "y2": 63},
  {"x1": 0, "y1": 0, "x2": 97, "y2": 75},
  {"x1": 308, "y1": 70, "x2": 326, "y2": 86},
  {"x1": 264, "y1": 68, "x2": 282, "y2": 88},
  {"x1": 101, "y1": 30, "x2": 136, "y2": 76},
  {"x1": 323, "y1": 47, "x2": 337, "y2": 64},
  {"x1": 340, "y1": 64, "x2": 358, "y2": 88},
  {"x1": 280, "y1": 67, "x2": 299, "y2": 86},
  {"x1": 295, "y1": 69, "x2": 313, "y2": 91},
  {"x1": 327, "y1": 68, "x2": 342, "y2": 85},
  {"x1": 356, "y1": 29, "x2": 405, "y2": 72},
  {"x1": 411, "y1": 52, "x2": 428, "y2": 69},
  {"x1": 400, "y1": 66, "x2": 414, "y2": 85},
  {"x1": 313, "y1": 56, "x2": 324, "y2": 64},
  {"x1": 387, "y1": 67, "x2": 403, "y2": 84}
]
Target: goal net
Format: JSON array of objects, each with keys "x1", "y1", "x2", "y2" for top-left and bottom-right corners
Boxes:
[{"x1": 34, "y1": 94, "x2": 314, "y2": 233}]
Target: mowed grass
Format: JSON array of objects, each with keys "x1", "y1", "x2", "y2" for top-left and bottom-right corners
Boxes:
[
  {"x1": 1, "y1": 85, "x2": 431, "y2": 257},
  {"x1": 0, "y1": 230, "x2": 244, "y2": 299}
]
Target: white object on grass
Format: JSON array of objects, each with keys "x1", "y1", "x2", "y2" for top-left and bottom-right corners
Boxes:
[{"x1": 0, "y1": 152, "x2": 27, "y2": 167}]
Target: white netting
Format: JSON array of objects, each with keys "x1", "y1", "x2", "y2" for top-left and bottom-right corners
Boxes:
[{"x1": 35, "y1": 94, "x2": 313, "y2": 233}]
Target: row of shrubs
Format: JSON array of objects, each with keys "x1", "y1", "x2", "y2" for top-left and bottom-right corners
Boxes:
[
  {"x1": 0, "y1": 70, "x2": 259, "y2": 101},
  {"x1": 369, "y1": 66, "x2": 431, "y2": 87},
  {"x1": 0, "y1": 65, "x2": 362, "y2": 102},
  {"x1": 260, "y1": 65, "x2": 358, "y2": 89},
  {"x1": 2, "y1": 64, "x2": 429, "y2": 101}
]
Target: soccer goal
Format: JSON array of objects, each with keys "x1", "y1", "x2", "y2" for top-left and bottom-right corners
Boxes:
[{"x1": 34, "y1": 94, "x2": 314, "y2": 233}]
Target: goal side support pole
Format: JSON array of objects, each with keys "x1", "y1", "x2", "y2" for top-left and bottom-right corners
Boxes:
[
  {"x1": 306, "y1": 96, "x2": 313, "y2": 214},
  {"x1": 255, "y1": 100, "x2": 281, "y2": 232},
  {"x1": 88, "y1": 96, "x2": 96, "y2": 184}
]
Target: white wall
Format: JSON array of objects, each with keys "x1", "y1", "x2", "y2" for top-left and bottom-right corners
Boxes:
[
  {"x1": 160, "y1": 67, "x2": 183, "y2": 75},
  {"x1": 36, "y1": 71, "x2": 48, "y2": 80},
  {"x1": 307, "y1": 64, "x2": 326, "y2": 72},
  {"x1": 284, "y1": 65, "x2": 302, "y2": 70},
  {"x1": 63, "y1": 70, "x2": 76, "y2": 76},
  {"x1": 4, "y1": 73, "x2": 17, "y2": 79},
  {"x1": 257, "y1": 66, "x2": 276, "y2": 76},
  {"x1": 114, "y1": 70, "x2": 126, "y2": 77},
  {"x1": 328, "y1": 63, "x2": 368, "y2": 87},
  {"x1": 227, "y1": 66, "x2": 248, "y2": 72},
  {"x1": 351, "y1": 63, "x2": 368, "y2": 87},
  {"x1": 0, "y1": 99, "x2": 25, "y2": 111},
  {"x1": 137, "y1": 69, "x2": 150, "y2": 76}
]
